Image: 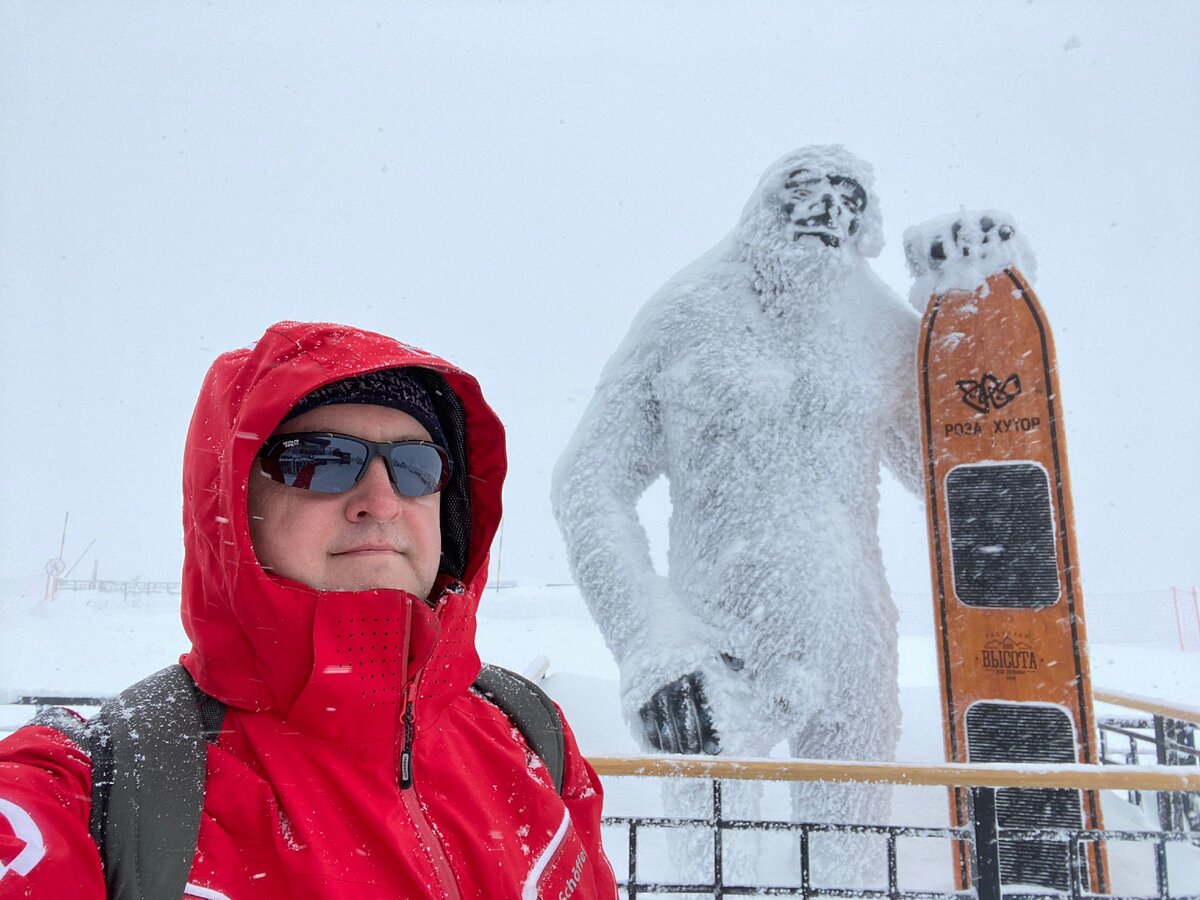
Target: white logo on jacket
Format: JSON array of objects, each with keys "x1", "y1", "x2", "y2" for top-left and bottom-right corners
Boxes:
[
  {"x1": 0, "y1": 798, "x2": 46, "y2": 880},
  {"x1": 184, "y1": 882, "x2": 232, "y2": 900}
]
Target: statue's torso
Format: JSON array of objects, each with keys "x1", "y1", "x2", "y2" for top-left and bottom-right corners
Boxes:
[{"x1": 648, "y1": 275, "x2": 916, "y2": 631}]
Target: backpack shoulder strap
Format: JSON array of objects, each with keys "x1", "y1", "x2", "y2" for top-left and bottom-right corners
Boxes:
[
  {"x1": 27, "y1": 704, "x2": 89, "y2": 746},
  {"x1": 472, "y1": 664, "x2": 565, "y2": 794},
  {"x1": 86, "y1": 663, "x2": 225, "y2": 900}
]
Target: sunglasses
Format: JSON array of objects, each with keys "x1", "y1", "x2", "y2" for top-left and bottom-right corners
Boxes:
[{"x1": 256, "y1": 432, "x2": 452, "y2": 497}]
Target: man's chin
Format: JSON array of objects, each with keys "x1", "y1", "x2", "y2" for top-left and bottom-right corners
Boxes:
[{"x1": 322, "y1": 561, "x2": 427, "y2": 596}]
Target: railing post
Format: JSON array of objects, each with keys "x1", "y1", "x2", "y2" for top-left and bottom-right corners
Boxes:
[
  {"x1": 627, "y1": 820, "x2": 638, "y2": 900},
  {"x1": 1154, "y1": 714, "x2": 1178, "y2": 831},
  {"x1": 1128, "y1": 729, "x2": 1143, "y2": 807},
  {"x1": 971, "y1": 786, "x2": 1003, "y2": 900},
  {"x1": 886, "y1": 832, "x2": 900, "y2": 900},
  {"x1": 712, "y1": 778, "x2": 723, "y2": 897},
  {"x1": 1154, "y1": 833, "x2": 1170, "y2": 899},
  {"x1": 1066, "y1": 835, "x2": 1083, "y2": 900},
  {"x1": 799, "y1": 826, "x2": 811, "y2": 899},
  {"x1": 1164, "y1": 716, "x2": 1200, "y2": 830}
]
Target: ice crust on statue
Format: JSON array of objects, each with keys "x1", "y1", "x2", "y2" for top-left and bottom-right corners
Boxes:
[{"x1": 553, "y1": 145, "x2": 925, "y2": 880}]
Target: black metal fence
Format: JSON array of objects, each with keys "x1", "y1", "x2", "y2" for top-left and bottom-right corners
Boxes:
[
  {"x1": 601, "y1": 780, "x2": 1198, "y2": 899},
  {"x1": 1099, "y1": 715, "x2": 1200, "y2": 834},
  {"x1": 598, "y1": 712, "x2": 1200, "y2": 899},
  {"x1": 55, "y1": 578, "x2": 181, "y2": 596}
]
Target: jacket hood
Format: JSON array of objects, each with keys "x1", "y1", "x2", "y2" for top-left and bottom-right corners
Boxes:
[{"x1": 179, "y1": 322, "x2": 505, "y2": 736}]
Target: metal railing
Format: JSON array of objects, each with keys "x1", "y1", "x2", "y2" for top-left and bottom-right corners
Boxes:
[
  {"x1": 602, "y1": 780, "x2": 972, "y2": 899},
  {"x1": 55, "y1": 578, "x2": 181, "y2": 596},
  {"x1": 591, "y1": 756, "x2": 1200, "y2": 899},
  {"x1": 1096, "y1": 690, "x2": 1200, "y2": 835}
]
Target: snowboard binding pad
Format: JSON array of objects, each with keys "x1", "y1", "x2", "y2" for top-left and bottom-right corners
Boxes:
[{"x1": 918, "y1": 267, "x2": 1108, "y2": 892}]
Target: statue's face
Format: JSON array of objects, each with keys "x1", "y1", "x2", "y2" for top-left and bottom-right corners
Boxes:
[{"x1": 781, "y1": 168, "x2": 867, "y2": 248}]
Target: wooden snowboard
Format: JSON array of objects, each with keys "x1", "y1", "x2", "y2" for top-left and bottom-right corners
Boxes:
[{"x1": 917, "y1": 267, "x2": 1107, "y2": 892}]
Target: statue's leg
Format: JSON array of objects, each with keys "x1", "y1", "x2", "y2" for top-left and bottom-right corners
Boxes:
[
  {"x1": 788, "y1": 689, "x2": 901, "y2": 888},
  {"x1": 656, "y1": 683, "x2": 772, "y2": 887}
]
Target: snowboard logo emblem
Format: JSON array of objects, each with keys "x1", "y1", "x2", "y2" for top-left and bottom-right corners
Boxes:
[
  {"x1": 981, "y1": 634, "x2": 1039, "y2": 678},
  {"x1": 956, "y1": 372, "x2": 1021, "y2": 413}
]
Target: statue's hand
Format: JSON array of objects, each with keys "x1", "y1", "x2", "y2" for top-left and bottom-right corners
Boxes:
[
  {"x1": 638, "y1": 671, "x2": 720, "y2": 755},
  {"x1": 904, "y1": 211, "x2": 1021, "y2": 276},
  {"x1": 903, "y1": 209, "x2": 1037, "y2": 309}
]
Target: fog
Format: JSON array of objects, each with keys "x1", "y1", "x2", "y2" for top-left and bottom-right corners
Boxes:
[{"x1": 2, "y1": 2, "x2": 1197, "y2": 596}]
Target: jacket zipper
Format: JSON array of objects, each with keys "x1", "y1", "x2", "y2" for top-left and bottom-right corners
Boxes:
[
  {"x1": 396, "y1": 602, "x2": 463, "y2": 899},
  {"x1": 399, "y1": 691, "x2": 415, "y2": 789}
]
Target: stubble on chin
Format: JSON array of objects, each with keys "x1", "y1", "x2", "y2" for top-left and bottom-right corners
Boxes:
[{"x1": 320, "y1": 553, "x2": 430, "y2": 597}]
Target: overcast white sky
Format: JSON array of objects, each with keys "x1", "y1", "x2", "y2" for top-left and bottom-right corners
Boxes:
[{"x1": 2, "y1": 2, "x2": 1197, "y2": 596}]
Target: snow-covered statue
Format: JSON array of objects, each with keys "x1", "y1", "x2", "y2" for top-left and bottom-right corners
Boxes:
[{"x1": 552, "y1": 145, "x2": 923, "y2": 878}]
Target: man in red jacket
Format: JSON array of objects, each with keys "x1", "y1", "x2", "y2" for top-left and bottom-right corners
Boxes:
[{"x1": 0, "y1": 321, "x2": 617, "y2": 898}]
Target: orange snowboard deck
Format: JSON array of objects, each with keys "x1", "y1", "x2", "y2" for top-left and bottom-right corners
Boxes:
[{"x1": 917, "y1": 267, "x2": 1107, "y2": 892}]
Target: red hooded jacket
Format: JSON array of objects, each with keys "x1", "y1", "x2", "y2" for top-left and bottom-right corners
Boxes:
[{"x1": 0, "y1": 322, "x2": 617, "y2": 898}]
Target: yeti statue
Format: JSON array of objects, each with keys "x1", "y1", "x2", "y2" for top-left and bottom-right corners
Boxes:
[{"x1": 553, "y1": 145, "x2": 932, "y2": 879}]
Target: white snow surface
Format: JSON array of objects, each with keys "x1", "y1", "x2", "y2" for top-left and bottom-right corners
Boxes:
[{"x1": 2, "y1": 582, "x2": 1198, "y2": 893}]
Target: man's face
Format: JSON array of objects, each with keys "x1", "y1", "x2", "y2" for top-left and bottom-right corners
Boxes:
[
  {"x1": 248, "y1": 403, "x2": 443, "y2": 597},
  {"x1": 780, "y1": 168, "x2": 867, "y2": 248}
]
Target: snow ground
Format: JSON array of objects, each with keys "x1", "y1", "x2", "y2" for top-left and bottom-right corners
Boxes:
[{"x1": 2, "y1": 577, "x2": 1197, "y2": 893}]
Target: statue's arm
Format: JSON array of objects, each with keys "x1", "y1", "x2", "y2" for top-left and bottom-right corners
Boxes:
[
  {"x1": 551, "y1": 336, "x2": 667, "y2": 667},
  {"x1": 882, "y1": 310, "x2": 924, "y2": 495},
  {"x1": 552, "y1": 316, "x2": 726, "y2": 753}
]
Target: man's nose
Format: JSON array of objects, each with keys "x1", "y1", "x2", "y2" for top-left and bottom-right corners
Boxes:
[{"x1": 346, "y1": 456, "x2": 401, "y2": 521}]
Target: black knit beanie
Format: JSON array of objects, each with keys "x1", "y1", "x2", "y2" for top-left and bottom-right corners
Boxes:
[{"x1": 282, "y1": 368, "x2": 447, "y2": 449}]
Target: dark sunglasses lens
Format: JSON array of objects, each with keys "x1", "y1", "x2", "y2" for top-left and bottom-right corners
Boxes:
[
  {"x1": 273, "y1": 435, "x2": 367, "y2": 493},
  {"x1": 387, "y1": 444, "x2": 448, "y2": 497}
]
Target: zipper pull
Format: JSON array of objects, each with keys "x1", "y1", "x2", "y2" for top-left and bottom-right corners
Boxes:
[{"x1": 399, "y1": 700, "x2": 415, "y2": 789}]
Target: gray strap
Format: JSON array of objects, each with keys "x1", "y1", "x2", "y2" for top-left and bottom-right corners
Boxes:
[
  {"x1": 87, "y1": 664, "x2": 216, "y2": 900},
  {"x1": 27, "y1": 705, "x2": 90, "y2": 748},
  {"x1": 473, "y1": 664, "x2": 565, "y2": 794}
]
